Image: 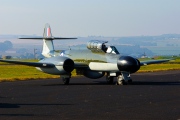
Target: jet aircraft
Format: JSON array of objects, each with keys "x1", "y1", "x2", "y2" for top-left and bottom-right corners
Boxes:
[{"x1": 0, "y1": 24, "x2": 171, "y2": 85}]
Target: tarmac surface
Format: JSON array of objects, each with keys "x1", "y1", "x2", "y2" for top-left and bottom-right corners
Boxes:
[{"x1": 0, "y1": 70, "x2": 180, "y2": 120}]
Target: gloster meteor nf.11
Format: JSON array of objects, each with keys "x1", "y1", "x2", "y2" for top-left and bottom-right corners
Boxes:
[{"x1": 0, "y1": 24, "x2": 170, "y2": 85}]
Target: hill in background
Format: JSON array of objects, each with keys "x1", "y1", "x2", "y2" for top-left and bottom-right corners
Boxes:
[{"x1": 0, "y1": 34, "x2": 180, "y2": 58}]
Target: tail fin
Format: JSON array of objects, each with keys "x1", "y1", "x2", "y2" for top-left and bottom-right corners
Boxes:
[
  {"x1": 42, "y1": 24, "x2": 54, "y2": 57},
  {"x1": 19, "y1": 23, "x2": 77, "y2": 58},
  {"x1": 43, "y1": 23, "x2": 53, "y2": 38}
]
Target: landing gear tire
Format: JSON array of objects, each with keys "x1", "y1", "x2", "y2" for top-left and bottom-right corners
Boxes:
[
  {"x1": 116, "y1": 75, "x2": 127, "y2": 85},
  {"x1": 116, "y1": 79, "x2": 127, "y2": 85},
  {"x1": 62, "y1": 78, "x2": 70, "y2": 85},
  {"x1": 106, "y1": 76, "x2": 114, "y2": 84}
]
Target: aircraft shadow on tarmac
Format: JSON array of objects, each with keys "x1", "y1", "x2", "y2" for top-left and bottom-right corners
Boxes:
[
  {"x1": 43, "y1": 82, "x2": 108, "y2": 86},
  {"x1": 0, "y1": 103, "x2": 20, "y2": 108},
  {"x1": 0, "y1": 103, "x2": 73, "y2": 109},
  {"x1": 130, "y1": 81, "x2": 180, "y2": 85},
  {"x1": 43, "y1": 81, "x2": 180, "y2": 86},
  {"x1": 0, "y1": 113, "x2": 35, "y2": 117},
  {"x1": 0, "y1": 103, "x2": 73, "y2": 117}
]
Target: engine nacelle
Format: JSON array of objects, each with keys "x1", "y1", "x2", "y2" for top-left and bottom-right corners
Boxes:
[
  {"x1": 83, "y1": 70, "x2": 105, "y2": 79},
  {"x1": 37, "y1": 56, "x2": 74, "y2": 75},
  {"x1": 117, "y1": 56, "x2": 140, "y2": 73}
]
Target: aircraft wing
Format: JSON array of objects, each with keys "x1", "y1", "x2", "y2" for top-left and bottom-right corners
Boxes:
[
  {"x1": 0, "y1": 59, "x2": 55, "y2": 68},
  {"x1": 73, "y1": 59, "x2": 172, "y2": 70},
  {"x1": 0, "y1": 59, "x2": 89, "y2": 68},
  {"x1": 140, "y1": 59, "x2": 171, "y2": 66},
  {"x1": 0, "y1": 58, "x2": 171, "y2": 70}
]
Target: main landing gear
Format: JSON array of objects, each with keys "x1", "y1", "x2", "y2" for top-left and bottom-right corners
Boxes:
[
  {"x1": 61, "y1": 72, "x2": 132, "y2": 85},
  {"x1": 106, "y1": 72, "x2": 132, "y2": 85},
  {"x1": 116, "y1": 72, "x2": 132, "y2": 85},
  {"x1": 61, "y1": 74, "x2": 71, "y2": 85},
  {"x1": 106, "y1": 76, "x2": 114, "y2": 84}
]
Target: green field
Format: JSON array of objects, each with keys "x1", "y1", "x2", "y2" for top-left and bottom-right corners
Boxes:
[
  {"x1": 0, "y1": 58, "x2": 180, "y2": 82},
  {"x1": 0, "y1": 65, "x2": 60, "y2": 81},
  {"x1": 139, "y1": 57, "x2": 180, "y2": 72}
]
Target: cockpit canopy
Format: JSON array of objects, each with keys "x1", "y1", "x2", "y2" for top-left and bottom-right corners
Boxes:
[{"x1": 87, "y1": 40, "x2": 119, "y2": 54}]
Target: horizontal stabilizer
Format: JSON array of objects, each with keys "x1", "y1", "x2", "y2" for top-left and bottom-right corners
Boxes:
[
  {"x1": 19, "y1": 23, "x2": 77, "y2": 40},
  {"x1": 19, "y1": 37, "x2": 77, "y2": 40},
  {"x1": 18, "y1": 23, "x2": 77, "y2": 58}
]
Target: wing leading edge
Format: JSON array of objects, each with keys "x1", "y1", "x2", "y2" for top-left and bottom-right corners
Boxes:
[
  {"x1": 140, "y1": 59, "x2": 171, "y2": 66},
  {"x1": 0, "y1": 59, "x2": 55, "y2": 68}
]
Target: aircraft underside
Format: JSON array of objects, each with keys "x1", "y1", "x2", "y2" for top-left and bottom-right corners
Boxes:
[{"x1": 60, "y1": 71, "x2": 132, "y2": 85}]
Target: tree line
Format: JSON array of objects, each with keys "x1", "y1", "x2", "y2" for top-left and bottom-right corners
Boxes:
[{"x1": 0, "y1": 41, "x2": 13, "y2": 51}]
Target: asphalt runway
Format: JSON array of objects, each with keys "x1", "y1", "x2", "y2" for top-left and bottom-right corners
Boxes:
[{"x1": 0, "y1": 70, "x2": 180, "y2": 120}]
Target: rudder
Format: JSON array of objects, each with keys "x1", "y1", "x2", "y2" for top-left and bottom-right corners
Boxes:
[
  {"x1": 42, "y1": 23, "x2": 54, "y2": 57},
  {"x1": 43, "y1": 23, "x2": 53, "y2": 38}
]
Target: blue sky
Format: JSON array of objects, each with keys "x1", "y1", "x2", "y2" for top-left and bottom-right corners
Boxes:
[{"x1": 0, "y1": 0, "x2": 180, "y2": 37}]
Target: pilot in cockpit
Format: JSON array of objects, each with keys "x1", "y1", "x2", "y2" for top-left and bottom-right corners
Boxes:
[
  {"x1": 106, "y1": 46, "x2": 118, "y2": 54},
  {"x1": 102, "y1": 43, "x2": 108, "y2": 52}
]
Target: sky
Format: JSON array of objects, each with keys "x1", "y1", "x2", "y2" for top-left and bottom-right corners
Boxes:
[{"x1": 0, "y1": 0, "x2": 180, "y2": 37}]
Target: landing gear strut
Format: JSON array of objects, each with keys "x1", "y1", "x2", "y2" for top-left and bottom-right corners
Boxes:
[
  {"x1": 106, "y1": 76, "x2": 114, "y2": 84},
  {"x1": 62, "y1": 77, "x2": 70, "y2": 85},
  {"x1": 61, "y1": 74, "x2": 71, "y2": 85},
  {"x1": 116, "y1": 72, "x2": 132, "y2": 85}
]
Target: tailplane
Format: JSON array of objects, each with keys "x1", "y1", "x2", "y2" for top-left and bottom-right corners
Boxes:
[{"x1": 19, "y1": 23, "x2": 77, "y2": 58}]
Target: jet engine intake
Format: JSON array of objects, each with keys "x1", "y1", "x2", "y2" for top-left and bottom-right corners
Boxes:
[
  {"x1": 117, "y1": 56, "x2": 140, "y2": 73},
  {"x1": 63, "y1": 58, "x2": 74, "y2": 73}
]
